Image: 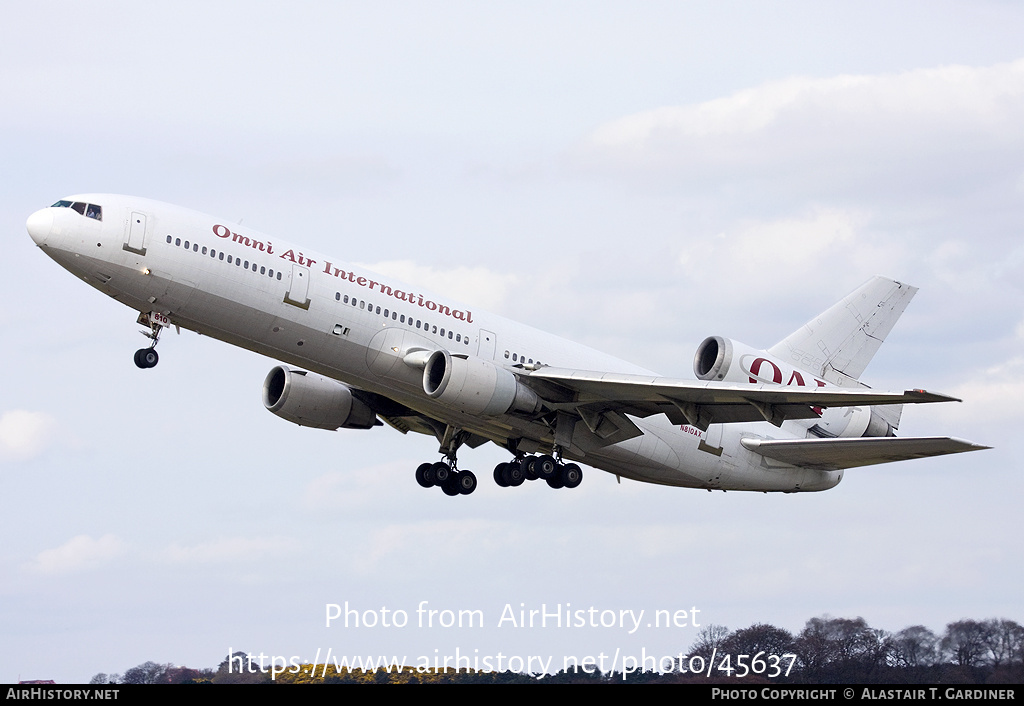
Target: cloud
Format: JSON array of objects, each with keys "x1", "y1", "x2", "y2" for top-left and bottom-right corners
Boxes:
[
  {"x1": 678, "y1": 207, "x2": 881, "y2": 291},
  {"x1": 578, "y1": 60, "x2": 1024, "y2": 196},
  {"x1": 163, "y1": 536, "x2": 299, "y2": 564},
  {"x1": 0, "y1": 410, "x2": 56, "y2": 462},
  {"x1": 356, "y1": 260, "x2": 520, "y2": 312},
  {"x1": 28, "y1": 534, "x2": 126, "y2": 575}
]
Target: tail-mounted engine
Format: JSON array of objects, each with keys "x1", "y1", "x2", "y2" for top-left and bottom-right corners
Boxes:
[
  {"x1": 693, "y1": 336, "x2": 894, "y2": 437},
  {"x1": 422, "y1": 350, "x2": 542, "y2": 417},
  {"x1": 695, "y1": 336, "x2": 828, "y2": 388},
  {"x1": 263, "y1": 366, "x2": 379, "y2": 430}
]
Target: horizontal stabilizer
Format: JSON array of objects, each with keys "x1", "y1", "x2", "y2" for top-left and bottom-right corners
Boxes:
[{"x1": 740, "y1": 436, "x2": 989, "y2": 471}]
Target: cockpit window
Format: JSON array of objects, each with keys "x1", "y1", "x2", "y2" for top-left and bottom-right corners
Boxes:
[{"x1": 50, "y1": 200, "x2": 102, "y2": 221}]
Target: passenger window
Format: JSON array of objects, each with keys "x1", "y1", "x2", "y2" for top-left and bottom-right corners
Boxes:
[
  {"x1": 335, "y1": 292, "x2": 341, "y2": 301},
  {"x1": 175, "y1": 238, "x2": 181, "y2": 246},
  {"x1": 166, "y1": 235, "x2": 172, "y2": 244},
  {"x1": 219, "y1": 252, "x2": 224, "y2": 261}
]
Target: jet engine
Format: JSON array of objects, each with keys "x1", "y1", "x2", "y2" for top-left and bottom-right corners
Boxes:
[
  {"x1": 693, "y1": 336, "x2": 893, "y2": 438},
  {"x1": 263, "y1": 366, "x2": 378, "y2": 430},
  {"x1": 693, "y1": 336, "x2": 822, "y2": 387},
  {"x1": 422, "y1": 350, "x2": 542, "y2": 416}
]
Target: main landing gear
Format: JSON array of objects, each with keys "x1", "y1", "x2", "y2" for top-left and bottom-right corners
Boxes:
[
  {"x1": 414, "y1": 425, "x2": 478, "y2": 497},
  {"x1": 133, "y1": 311, "x2": 169, "y2": 369},
  {"x1": 492, "y1": 454, "x2": 583, "y2": 490},
  {"x1": 411, "y1": 430, "x2": 583, "y2": 497},
  {"x1": 415, "y1": 461, "x2": 478, "y2": 496}
]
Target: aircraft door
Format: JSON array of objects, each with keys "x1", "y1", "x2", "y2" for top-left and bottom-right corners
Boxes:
[
  {"x1": 123, "y1": 211, "x2": 148, "y2": 255},
  {"x1": 284, "y1": 264, "x2": 311, "y2": 310},
  {"x1": 478, "y1": 329, "x2": 497, "y2": 360}
]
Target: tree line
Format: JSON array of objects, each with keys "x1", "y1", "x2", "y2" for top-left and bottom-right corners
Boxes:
[{"x1": 87, "y1": 615, "x2": 1023, "y2": 684}]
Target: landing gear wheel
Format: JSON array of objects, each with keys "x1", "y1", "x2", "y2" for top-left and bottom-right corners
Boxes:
[
  {"x1": 134, "y1": 348, "x2": 159, "y2": 369},
  {"x1": 457, "y1": 470, "x2": 477, "y2": 495},
  {"x1": 442, "y1": 473, "x2": 461, "y2": 496},
  {"x1": 431, "y1": 462, "x2": 450, "y2": 485},
  {"x1": 522, "y1": 456, "x2": 539, "y2": 480},
  {"x1": 416, "y1": 463, "x2": 434, "y2": 488},
  {"x1": 493, "y1": 463, "x2": 510, "y2": 487},
  {"x1": 546, "y1": 472, "x2": 565, "y2": 489},
  {"x1": 561, "y1": 463, "x2": 583, "y2": 489},
  {"x1": 536, "y1": 454, "x2": 557, "y2": 480},
  {"x1": 503, "y1": 461, "x2": 525, "y2": 487}
]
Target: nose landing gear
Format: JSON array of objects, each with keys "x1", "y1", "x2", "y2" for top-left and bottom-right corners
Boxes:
[
  {"x1": 133, "y1": 311, "x2": 172, "y2": 369},
  {"x1": 134, "y1": 347, "x2": 159, "y2": 369}
]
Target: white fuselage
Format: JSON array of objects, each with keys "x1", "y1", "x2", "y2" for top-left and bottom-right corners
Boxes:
[{"x1": 28, "y1": 194, "x2": 843, "y2": 493}]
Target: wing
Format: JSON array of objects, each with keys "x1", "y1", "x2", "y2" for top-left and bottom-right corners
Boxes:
[
  {"x1": 740, "y1": 436, "x2": 990, "y2": 470},
  {"x1": 524, "y1": 367, "x2": 957, "y2": 440}
]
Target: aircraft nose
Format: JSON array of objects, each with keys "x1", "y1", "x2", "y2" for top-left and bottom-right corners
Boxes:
[{"x1": 26, "y1": 209, "x2": 53, "y2": 246}]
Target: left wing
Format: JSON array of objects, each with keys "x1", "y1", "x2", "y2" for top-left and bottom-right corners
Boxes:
[{"x1": 525, "y1": 367, "x2": 957, "y2": 432}]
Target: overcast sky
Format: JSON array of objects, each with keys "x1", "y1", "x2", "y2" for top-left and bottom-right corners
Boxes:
[{"x1": 3, "y1": 1, "x2": 1022, "y2": 683}]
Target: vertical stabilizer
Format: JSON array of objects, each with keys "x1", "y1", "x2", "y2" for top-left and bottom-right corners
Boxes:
[{"x1": 768, "y1": 277, "x2": 917, "y2": 388}]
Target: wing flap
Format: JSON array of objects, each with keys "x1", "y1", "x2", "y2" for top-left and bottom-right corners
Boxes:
[{"x1": 740, "y1": 436, "x2": 989, "y2": 470}]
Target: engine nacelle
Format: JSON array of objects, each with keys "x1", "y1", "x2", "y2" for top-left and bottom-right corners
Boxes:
[
  {"x1": 693, "y1": 336, "x2": 893, "y2": 438},
  {"x1": 422, "y1": 350, "x2": 541, "y2": 416},
  {"x1": 694, "y1": 336, "x2": 828, "y2": 388},
  {"x1": 263, "y1": 366, "x2": 378, "y2": 430}
]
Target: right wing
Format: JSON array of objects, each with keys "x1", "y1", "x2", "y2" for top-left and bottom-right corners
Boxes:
[{"x1": 525, "y1": 366, "x2": 958, "y2": 440}]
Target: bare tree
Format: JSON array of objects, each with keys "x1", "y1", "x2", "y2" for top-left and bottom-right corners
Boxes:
[
  {"x1": 120, "y1": 661, "x2": 170, "y2": 684},
  {"x1": 688, "y1": 624, "x2": 732, "y2": 660},
  {"x1": 942, "y1": 619, "x2": 991, "y2": 668},
  {"x1": 892, "y1": 625, "x2": 940, "y2": 668}
]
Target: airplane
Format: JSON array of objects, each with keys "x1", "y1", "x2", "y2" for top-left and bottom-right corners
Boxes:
[{"x1": 26, "y1": 194, "x2": 988, "y2": 497}]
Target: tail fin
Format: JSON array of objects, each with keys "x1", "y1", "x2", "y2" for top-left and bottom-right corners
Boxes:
[{"x1": 768, "y1": 277, "x2": 917, "y2": 388}]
